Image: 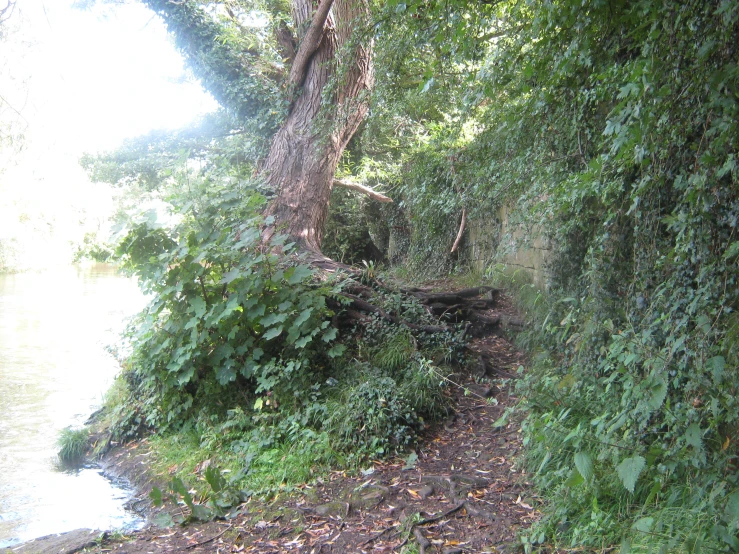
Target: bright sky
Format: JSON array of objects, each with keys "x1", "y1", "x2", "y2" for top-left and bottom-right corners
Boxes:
[
  {"x1": 0, "y1": 0, "x2": 218, "y2": 269},
  {"x1": 8, "y1": 0, "x2": 217, "y2": 154}
]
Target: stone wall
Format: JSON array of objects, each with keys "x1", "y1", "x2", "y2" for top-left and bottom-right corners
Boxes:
[{"x1": 466, "y1": 205, "x2": 550, "y2": 288}]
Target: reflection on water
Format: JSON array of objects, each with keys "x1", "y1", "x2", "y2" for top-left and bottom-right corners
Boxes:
[{"x1": 0, "y1": 264, "x2": 147, "y2": 547}]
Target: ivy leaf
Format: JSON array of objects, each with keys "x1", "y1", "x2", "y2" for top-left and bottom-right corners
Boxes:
[
  {"x1": 616, "y1": 455, "x2": 645, "y2": 493},
  {"x1": 262, "y1": 326, "x2": 283, "y2": 340},
  {"x1": 574, "y1": 451, "x2": 594, "y2": 481}
]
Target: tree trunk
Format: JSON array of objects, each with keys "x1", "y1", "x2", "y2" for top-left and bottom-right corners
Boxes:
[{"x1": 262, "y1": 0, "x2": 373, "y2": 253}]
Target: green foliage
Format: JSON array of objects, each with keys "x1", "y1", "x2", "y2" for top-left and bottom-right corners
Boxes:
[
  {"x1": 361, "y1": 0, "x2": 739, "y2": 549},
  {"x1": 149, "y1": 465, "x2": 246, "y2": 526},
  {"x1": 57, "y1": 427, "x2": 89, "y2": 463},
  {"x1": 111, "y1": 182, "x2": 339, "y2": 434},
  {"x1": 85, "y1": 0, "x2": 739, "y2": 548},
  {"x1": 322, "y1": 187, "x2": 384, "y2": 265},
  {"x1": 73, "y1": 231, "x2": 113, "y2": 263},
  {"x1": 105, "y1": 173, "x2": 456, "y2": 486}
]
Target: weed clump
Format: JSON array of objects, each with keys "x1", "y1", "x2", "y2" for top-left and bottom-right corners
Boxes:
[{"x1": 57, "y1": 427, "x2": 89, "y2": 463}]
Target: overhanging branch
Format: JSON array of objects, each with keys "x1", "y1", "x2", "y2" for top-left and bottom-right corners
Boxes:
[
  {"x1": 333, "y1": 179, "x2": 393, "y2": 203},
  {"x1": 287, "y1": 0, "x2": 336, "y2": 91}
]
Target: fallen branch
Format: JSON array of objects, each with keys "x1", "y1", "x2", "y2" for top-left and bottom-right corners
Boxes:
[{"x1": 333, "y1": 179, "x2": 393, "y2": 203}]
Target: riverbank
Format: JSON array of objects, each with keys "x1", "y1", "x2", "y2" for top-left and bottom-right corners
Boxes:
[{"x1": 5, "y1": 329, "x2": 536, "y2": 553}]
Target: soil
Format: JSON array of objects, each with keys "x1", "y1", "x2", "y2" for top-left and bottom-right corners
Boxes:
[{"x1": 7, "y1": 290, "x2": 539, "y2": 554}]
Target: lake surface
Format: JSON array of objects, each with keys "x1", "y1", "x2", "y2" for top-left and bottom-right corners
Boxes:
[{"x1": 0, "y1": 264, "x2": 147, "y2": 548}]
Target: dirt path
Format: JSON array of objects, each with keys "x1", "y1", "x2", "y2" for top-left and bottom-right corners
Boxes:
[{"x1": 73, "y1": 330, "x2": 536, "y2": 554}]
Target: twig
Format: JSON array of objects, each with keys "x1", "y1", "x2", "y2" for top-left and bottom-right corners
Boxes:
[
  {"x1": 358, "y1": 523, "x2": 398, "y2": 546},
  {"x1": 414, "y1": 502, "x2": 465, "y2": 526},
  {"x1": 185, "y1": 524, "x2": 232, "y2": 549}
]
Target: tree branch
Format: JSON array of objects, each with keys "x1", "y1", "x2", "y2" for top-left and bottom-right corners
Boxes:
[
  {"x1": 451, "y1": 207, "x2": 466, "y2": 253},
  {"x1": 287, "y1": 0, "x2": 336, "y2": 91},
  {"x1": 333, "y1": 179, "x2": 393, "y2": 203}
]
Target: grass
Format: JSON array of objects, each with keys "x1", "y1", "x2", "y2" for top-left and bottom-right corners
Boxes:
[
  {"x1": 144, "y1": 426, "x2": 345, "y2": 502},
  {"x1": 57, "y1": 427, "x2": 90, "y2": 463}
]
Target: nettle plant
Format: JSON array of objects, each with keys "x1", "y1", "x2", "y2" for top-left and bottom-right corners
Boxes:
[{"x1": 113, "y1": 187, "x2": 343, "y2": 436}]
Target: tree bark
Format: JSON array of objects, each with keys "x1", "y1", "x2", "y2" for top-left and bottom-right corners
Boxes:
[{"x1": 262, "y1": 0, "x2": 374, "y2": 253}]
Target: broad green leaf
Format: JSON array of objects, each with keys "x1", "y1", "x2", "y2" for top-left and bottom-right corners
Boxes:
[
  {"x1": 216, "y1": 365, "x2": 236, "y2": 385},
  {"x1": 212, "y1": 344, "x2": 234, "y2": 363},
  {"x1": 723, "y1": 241, "x2": 739, "y2": 260},
  {"x1": 564, "y1": 471, "x2": 584, "y2": 488},
  {"x1": 191, "y1": 504, "x2": 212, "y2": 521},
  {"x1": 294, "y1": 335, "x2": 313, "y2": 348},
  {"x1": 262, "y1": 326, "x2": 283, "y2": 340},
  {"x1": 149, "y1": 487, "x2": 164, "y2": 506},
  {"x1": 189, "y1": 296, "x2": 206, "y2": 318},
  {"x1": 574, "y1": 451, "x2": 594, "y2": 481},
  {"x1": 724, "y1": 491, "x2": 739, "y2": 525},
  {"x1": 322, "y1": 327, "x2": 338, "y2": 342},
  {"x1": 260, "y1": 312, "x2": 288, "y2": 327},
  {"x1": 327, "y1": 344, "x2": 346, "y2": 358},
  {"x1": 707, "y1": 356, "x2": 726, "y2": 383},
  {"x1": 293, "y1": 308, "x2": 313, "y2": 328},
  {"x1": 646, "y1": 378, "x2": 667, "y2": 412},
  {"x1": 493, "y1": 412, "x2": 509, "y2": 428},
  {"x1": 287, "y1": 265, "x2": 313, "y2": 284},
  {"x1": 204, "y1": 466, "x2": 224, "y2": 494},
  {"x1": 151, "y1": 511, "x2": 175, "y2": 528},
  {"x1": 220, "y1": 268, "x2": 241, "y2": 284},
  {"x1": 170, "y1": 477, "x2": 193, "y2": 507},
  {"x1": 616, "y1": 455, "x2": 645, "y2": 493},
  {"x1": 632, "y1": 517, "x2": 654, "y2": 532},
  {"x1": 685, "y1": 423, "x2": 703, "y2": 450}
]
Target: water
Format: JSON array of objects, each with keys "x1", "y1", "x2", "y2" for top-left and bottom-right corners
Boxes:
[{"x1": 0, "y1": 264, "x2": 147, "y2": 548}]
